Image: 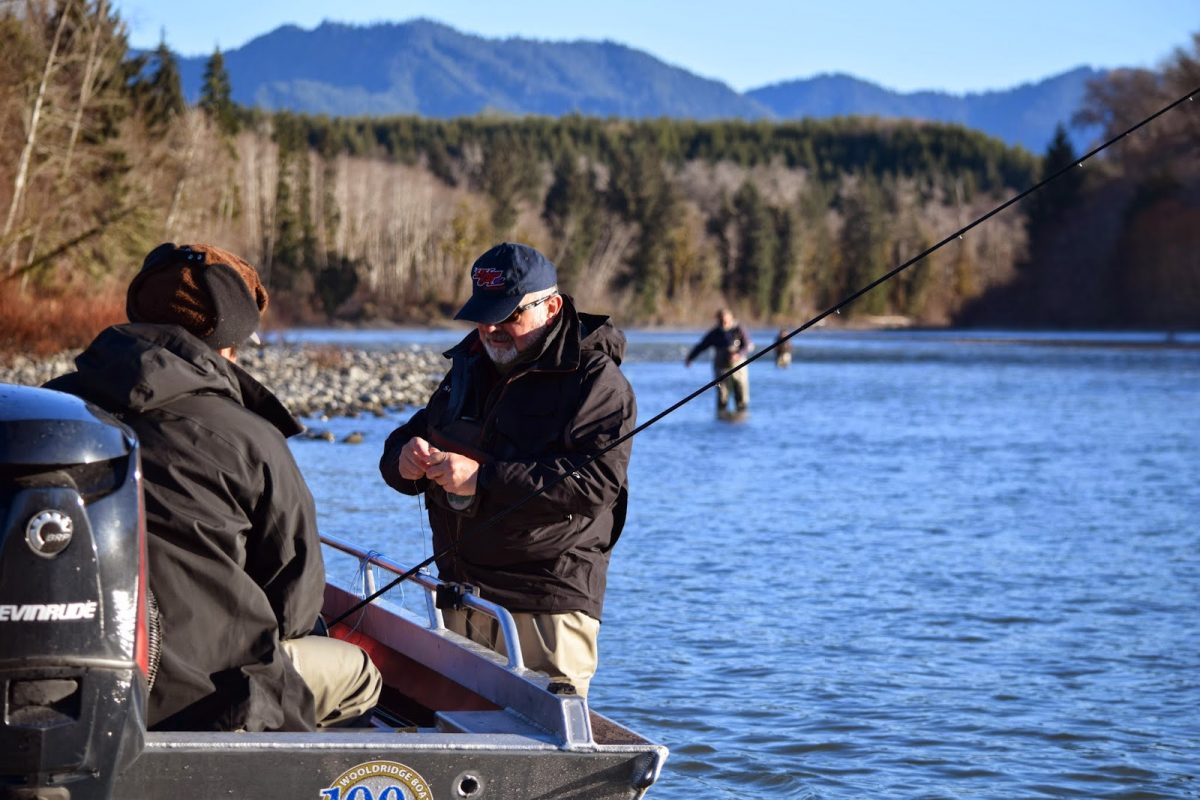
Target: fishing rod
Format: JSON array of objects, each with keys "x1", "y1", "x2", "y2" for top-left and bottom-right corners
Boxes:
[{"x1": 328, "y1": 84, "x2": 1199, "y2": 629}]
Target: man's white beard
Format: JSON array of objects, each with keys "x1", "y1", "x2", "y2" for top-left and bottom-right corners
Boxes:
[
  {"x1": 483, "y1": 318, "x2": 552, "y2": 367},
  {"x1": 482, "y1": 337, "x2": 520, "y2": 365}
]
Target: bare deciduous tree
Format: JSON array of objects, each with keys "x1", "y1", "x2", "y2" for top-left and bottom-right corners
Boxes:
[{"x1": 3, "y1": 0, "x2": 71, "y2": 257}]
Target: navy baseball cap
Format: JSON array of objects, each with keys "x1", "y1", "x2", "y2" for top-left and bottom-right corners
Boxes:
[{"x1": 454, "y1": 242, "x2": 558, "y2": 324}]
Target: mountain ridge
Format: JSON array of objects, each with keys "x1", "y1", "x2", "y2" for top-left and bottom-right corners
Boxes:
[
  {"x1": 175, "y1": 19, "x2": 1103, "y2": 152},
  {"x1": 745, "y1": 67, "x2": 1102, "y2": 151}
]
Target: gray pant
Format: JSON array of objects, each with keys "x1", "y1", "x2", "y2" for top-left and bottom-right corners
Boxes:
[{"x1": 281, "y1": 636, "x2": 382, "y2": 727}]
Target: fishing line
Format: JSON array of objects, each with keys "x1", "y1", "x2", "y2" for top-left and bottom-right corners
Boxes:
[
  {"x1": 417, "y1": 493, "x2": 430, "y2": 562},
  {"x1": 328, "y1": 84, "x2": 1198, "y2": 629},
  {"x1": 348, "y1": 549, "x2": 386, "y2": 634}
]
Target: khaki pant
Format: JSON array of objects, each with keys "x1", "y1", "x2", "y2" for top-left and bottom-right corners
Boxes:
[
  {"x1": 281, "y1": 636, "x2": 382, "y2": 727},
  {"x1": 443, "y1": 607, "x2": 599, "y2": 697},
  {"x1": 715, "y1": 365, "x2": 749, "y2": 414}
]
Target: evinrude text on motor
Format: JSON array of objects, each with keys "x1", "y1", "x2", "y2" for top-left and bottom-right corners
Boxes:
[{"x1": 0, "y1": 385, "x2": 153, "y2": 800}]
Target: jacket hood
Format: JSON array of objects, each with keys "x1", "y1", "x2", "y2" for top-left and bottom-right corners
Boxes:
[
  {"x1": 445, "y1": 294, "x2": 626, "y2": 370},
  {"x1": 576, "y1": 311, "x2": 625, "y2": 365},
  {"x1": 50, "y1": 323, "x2": 301, "y2": 437}
]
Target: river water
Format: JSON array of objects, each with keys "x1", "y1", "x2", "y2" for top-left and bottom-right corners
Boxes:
[{"x1": 288, "y1": 328, "x2": 1200, "y2": 799}]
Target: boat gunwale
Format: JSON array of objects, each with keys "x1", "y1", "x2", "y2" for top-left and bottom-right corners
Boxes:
[{"x1": 318, "y1": 534, "x2": 664, "y2": 756}]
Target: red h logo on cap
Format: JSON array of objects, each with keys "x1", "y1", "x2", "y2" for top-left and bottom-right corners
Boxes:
[{"x1": 473, "y1": 266, "x2": 505, "y2": 289}]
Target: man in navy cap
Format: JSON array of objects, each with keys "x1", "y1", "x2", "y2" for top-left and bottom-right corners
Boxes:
[{"x1": 380, "y1": 242, "x2": 636, "y2": 698}]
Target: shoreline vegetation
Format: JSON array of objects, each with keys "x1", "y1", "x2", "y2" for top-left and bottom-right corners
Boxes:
[{"x1": 1, "y1": 7, "x2": 1196, "y2": 342}]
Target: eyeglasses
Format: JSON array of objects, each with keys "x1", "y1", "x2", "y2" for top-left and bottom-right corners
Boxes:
[{"x1": 499, "y1": 293, "x2": 557, "y2": 325}]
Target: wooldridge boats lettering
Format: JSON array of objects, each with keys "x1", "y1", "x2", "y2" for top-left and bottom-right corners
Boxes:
[
  {"x1": 0, "y1": 600, "x2": 98, "y2": 621},
  {"x1": 319, "y1": 760, "x2": 433, "y2": 800}
]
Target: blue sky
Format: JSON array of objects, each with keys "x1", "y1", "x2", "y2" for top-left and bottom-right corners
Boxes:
[{"x1": 114, "y1": 0, "x2": 1197, "y2": 93}]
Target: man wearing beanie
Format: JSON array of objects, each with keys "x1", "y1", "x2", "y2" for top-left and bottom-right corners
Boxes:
[
  {"x1": 379, "y1": 242, "x2": 636, "y2": 697},
  {"x1": 47, "y1": 243, "x2": 380, "y2": 731}
]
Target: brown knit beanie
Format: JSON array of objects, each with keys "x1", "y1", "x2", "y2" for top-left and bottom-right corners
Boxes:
[{"x1": 126, "y1": 243, "x2": 268, "y2": 349}]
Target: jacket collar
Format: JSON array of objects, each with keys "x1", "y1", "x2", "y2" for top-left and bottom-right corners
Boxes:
[{"x1": 71, "y1": 323, "x2": 302, "y2": 438}]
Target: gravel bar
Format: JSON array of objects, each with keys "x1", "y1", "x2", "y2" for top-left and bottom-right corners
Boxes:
[{"x1": 0, "y1": 343, "x2": 446, "y2": 422}]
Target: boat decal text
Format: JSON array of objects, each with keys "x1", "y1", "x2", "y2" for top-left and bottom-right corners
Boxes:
[
  {"x1": 320, "y1": 759, "x2": 432, "y2": 800},
  {"x1": 0, "y1": 601, "x2": 98, "y2": 621}
]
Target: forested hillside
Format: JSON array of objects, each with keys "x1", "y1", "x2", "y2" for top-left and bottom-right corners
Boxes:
[
  {"x1": 233, "y1": 110, "x2": 1042, "y2": 326},
  {"x1": 1, "y1": 3, "x2": 1197, "y2": 355}
]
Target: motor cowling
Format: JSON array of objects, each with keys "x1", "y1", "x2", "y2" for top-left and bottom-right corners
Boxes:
[{"x1": 0, "y1": 384, "x2": 148, "y2": 800}]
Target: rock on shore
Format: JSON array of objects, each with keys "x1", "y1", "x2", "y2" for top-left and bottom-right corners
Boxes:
[{"x1": 0, "y1": 343, "x2": 446, "y2": 420}]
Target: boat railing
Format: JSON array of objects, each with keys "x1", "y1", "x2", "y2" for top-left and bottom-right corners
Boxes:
[{"x1": 320, "y1": 533, "x2": 524, "y2": 671}]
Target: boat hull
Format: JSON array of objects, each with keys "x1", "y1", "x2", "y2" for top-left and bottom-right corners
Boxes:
[
  {"x1": 113, "y1": 547, "x2": 666, "y2": 799},
  {"x1": 116, "y1": 731, "x2": 662, "y2": 799}
]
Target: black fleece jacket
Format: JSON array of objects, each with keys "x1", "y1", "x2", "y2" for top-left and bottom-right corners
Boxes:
[
  {"x1": 379, "y1": 297, "x2": 636, "y2": 621},
  {"x1": 46, "y1": 323, "x2": 321, "y2": 732}
]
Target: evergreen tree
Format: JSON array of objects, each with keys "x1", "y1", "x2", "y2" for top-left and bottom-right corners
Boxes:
[
  {"x1": 707, "y1": 190, "x2": 738, "y2": 296},
  {"x1": 316, "y1": 254, "x2": 359, "y2": 317},
  {"x1": 136, "y1": 40, "x2": 184, "y2": 132},
  {"x1": 269, "y1": 114, "x2": 311, "y2": 289},
  {"x1": 771, "y1": 206, "x2": 799, "y2": 316},
  {"x1": 629, "y1": 175, "x2": 682, "y2": 316},
  {"x1": 1025, "y1": 123, "x2": 1082, "y2": 253},
  {"x1": 603, "y1": 139, "x2": 685, "y2": 315},
  {"x1": 296, "y1": 151, "x2": 319, "y2": 274},
  {"x1": 888, "y1": 215, "x2": 934, "y2": 318},
  {"x1": 543, "y1": 151, "x2": 600, "y2": 290},
  {"x1": 732, "y1": 181, "x2": 778, "y2": 316},
  {"x1": 543, "y1": 152, "x2": 586, "y2": 235},
  {"x1": 478, "y1": 131, "x2": 538, "y2": 234},
  {"x1": 796, "y1": 182, "x2": 837, "y2": 312},
  {"x1": 199, "y1": 47, "x2": 238, "y2": 137},
  {"x1": 838, "y1": 175, "x2": 890, "y2": 317}
]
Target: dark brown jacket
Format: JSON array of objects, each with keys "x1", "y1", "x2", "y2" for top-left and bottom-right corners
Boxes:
[
  {"x1": 47, "y1": 323, "x2": 320, "y2": 731},
  {"x1": 379, "y1": 297, "x2": 635, "y2": 620}
]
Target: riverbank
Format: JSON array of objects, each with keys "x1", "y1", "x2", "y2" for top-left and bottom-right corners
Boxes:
[{"x1": 0, "y1": 344, "x2": 445, "y2": 420}]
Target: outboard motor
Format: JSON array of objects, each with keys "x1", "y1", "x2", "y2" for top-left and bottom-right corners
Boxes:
[{"x1": 0, "y1": 384, "x2": 150, "y2": 800}]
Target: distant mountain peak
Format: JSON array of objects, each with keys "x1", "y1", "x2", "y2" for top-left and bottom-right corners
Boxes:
[
  {"x1": 177, "y1": 17, "x2": 768, "y2": 120},
  {"x1": 174, "y1": 18, "x2": 1105, "y2": 151},
  {"x1": 745, "y1": 69, "x2": 1105, "y2": 151}
]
